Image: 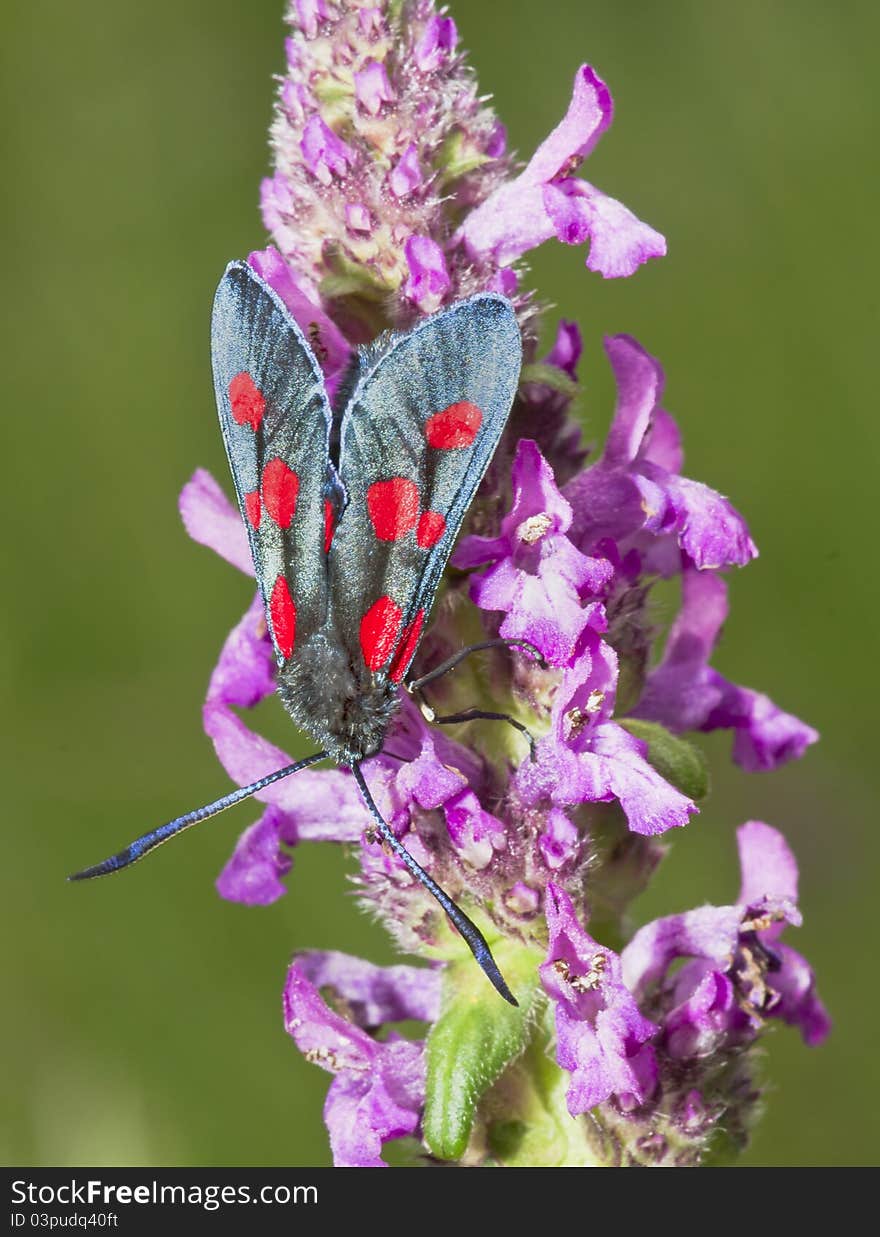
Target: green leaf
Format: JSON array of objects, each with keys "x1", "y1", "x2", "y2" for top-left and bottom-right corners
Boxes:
[
  {"x1": 620, "y1": 719, "x2": 710, "y2": 802},
  {"x1": 423, "y1": 943, "x2": 542, "y2": 1161}
]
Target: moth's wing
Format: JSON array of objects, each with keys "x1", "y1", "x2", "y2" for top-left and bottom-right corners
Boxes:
[
  {"x1": 330, "y1": 294, "x2": 521, "y2": 683},
  {"x1": 211, "y1": 261, "x2": 334, "y2": 664}
]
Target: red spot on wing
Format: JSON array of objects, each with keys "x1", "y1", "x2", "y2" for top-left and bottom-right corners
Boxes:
[
  {"x1": 262, "y1": 458, "x2": 300, "y2": 529},
  {"x1": 360, "y1": 596, "x2": 403, "y2": 671},
  {"x1": 389, "y1": 610, "x2": 425, "y2": 683},
  {"x1": 367, "y1": 478, "x2": 420, "y2": 541},
  {"x1": 229, "y1": 372, "x2": 265, "y2": 431},
  {"x1": 425, "y1": 401, "x2": 482, "y2": 449},
  {"x1": 416, "y1": 510, "x2": 446, "y2": 548},
  {"x1": 269, "y1": 575, "x2": 296, "y2": 659},
  {"x1": 323, "y1": 499, "x2": 335, "y2": 553},
  {"x1": 244, "y1": 490, "x2": 261, "y2": 529}
]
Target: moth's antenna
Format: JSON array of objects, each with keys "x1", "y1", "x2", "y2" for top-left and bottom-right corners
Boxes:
[
  {"x1": 68, "y1": 752, "x2": 329, "y2": 881},
  {"x1": 351, "y1": 763, "x2": 518, "y2": 1007}
]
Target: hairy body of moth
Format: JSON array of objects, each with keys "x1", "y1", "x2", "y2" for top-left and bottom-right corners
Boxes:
[{"x1": 276, "y1": 629, "x2": 399, "y2": 763}]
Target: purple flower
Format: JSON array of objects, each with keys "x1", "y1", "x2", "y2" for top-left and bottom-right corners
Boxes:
[
  {"x1": 292, "y1": 0, "x2": 334, "y2": 40},
  {"x1": 622, "y1": 821, "x2": 830, "y2": 1051},
  {"x1": 540, "y1": 883, "x2": 657, "y2": 1114},
  {"x1": 537, "y1": 808, "x2": 583, "y2": 871},
  {"x1": 403, "y1": 235, "x2": 450, "y2": 313},
  {"x1": 566, "y1": 334, "x2": 757, "y2": 571},
  {"x1": 295, "y1": 950, "x2": 442, "y2": 1027},
  {"x1": 457, "y1": 65, "x2": 665, "y2": 279},
  {"x1": 414, "y1": 15, "x2": 458, "y2": 73},
  {"x1": 634, "y1": 567, "x2": 819, "y2": 771},
  {"x1": 389, "y1": 143, "x2": 424, "y2": 199},
  {"x1": 454, "y1": 439, "x2": 612, "y2": 666},
  {"x1": 544, "y1": 319, "x2": 582, "y2": 380},
  {"x1": 355, "y1": 60, "x2": 396, "y2": 116},
  {"x1": 284, "y1": 959, "x2": 429, "y2": 1167},
  {"x1": 516, "y1": 626, "x2": 698, "y2": 837},
  {"x1": 370, "y1": 699, "x2": 505, "y2": 871},
  {"x1": 300, "y1": 115, "x2": 356, "y2": 185}
]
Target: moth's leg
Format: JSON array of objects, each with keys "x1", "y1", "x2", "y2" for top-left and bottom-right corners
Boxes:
[
  {"x1": 429, "y1": 706, "x2": 537, "y2": 760},
  {"x1": 407, "y1": 638, "x2": 544, "y2": 761},
  {"x1": 406, "y1": 637, "x2": 545, "y2": 694}
]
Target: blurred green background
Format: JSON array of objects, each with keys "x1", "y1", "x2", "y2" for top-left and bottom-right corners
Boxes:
[{"x1": 2, "y1": 0, "x2": 876, "y2": 1167}]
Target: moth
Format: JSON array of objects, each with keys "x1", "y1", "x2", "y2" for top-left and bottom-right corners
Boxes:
[{"x1": 71, "y1": 261, "x2": 524, "y2": 1004}]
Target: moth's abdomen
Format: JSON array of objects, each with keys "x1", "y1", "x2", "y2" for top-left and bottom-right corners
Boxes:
[{"x1": 276, "y1": 632, "x2": 399, "y2": 765}]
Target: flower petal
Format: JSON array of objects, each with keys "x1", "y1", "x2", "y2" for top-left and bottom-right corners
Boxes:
[
  {"x1": 622, "y1": 905, "x2": 743, "y2": 998},
  {"x1": 455, "y1": 66, "x2": 613, "y2": 266},
  {"x1": 295, "y1": 950, "x2": 442, "y2": 1026},
  {"x1": 179, "y1": 469, "x2": 253, "y2": 576},
  {"x1": 284, "y1": 963, "x2": 425, "y2": 1167},
  {"x1": 736, "y1": 820, "x2": 799, "y2": 908},
  {"x1": 403, "y1": 235, "x2": 450, "y2": 313},
  {"x1": 216, "y1": 806, "x2": 293, "y2": 906},
  {"x1": 540, "y1": 884, "x2": 657, "y2": 1114},
  {"x1": 601, "y1": 334, "x2": 665, "y2": 469},
  {"x1": 247, "y1": 246, "x2": 351, "y2": 391}
]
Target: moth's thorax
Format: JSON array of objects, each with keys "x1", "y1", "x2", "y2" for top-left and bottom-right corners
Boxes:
[{"x1": 275, "y1": 630, "x2": 399, "y2": 764}]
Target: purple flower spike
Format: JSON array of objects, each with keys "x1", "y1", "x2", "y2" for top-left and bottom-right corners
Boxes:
[
  {"x1": 284, "y1": 963, "x2": 425, "y2": 1167},
  {"x1": 300, "y1": 115, "x2": 356, "y2": 185},
  {"x1": 355, "y1": 60, "x2": 396, "y2": 116},
  {"x1": 455, "y1": 439, "x2": 612, "y2": 665},
  {"x1": 403, "y1": 235, "x2": 450, "y2": 313},
  {"x1": 414, "y1": 15, "x2": 458, "y2": 73},
  {"x1": 181, "y1": 1, "x2": 826, "y2": 1165},
  {"x1": 457, "y1": 65, "x2": 664, "y2": 278},
  {"x1": 540, "y1": 884, "x2": 657, "y2": 1114},
  {"x1": 635, "y1": 567, "x2": 818, "y2": 771}
]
